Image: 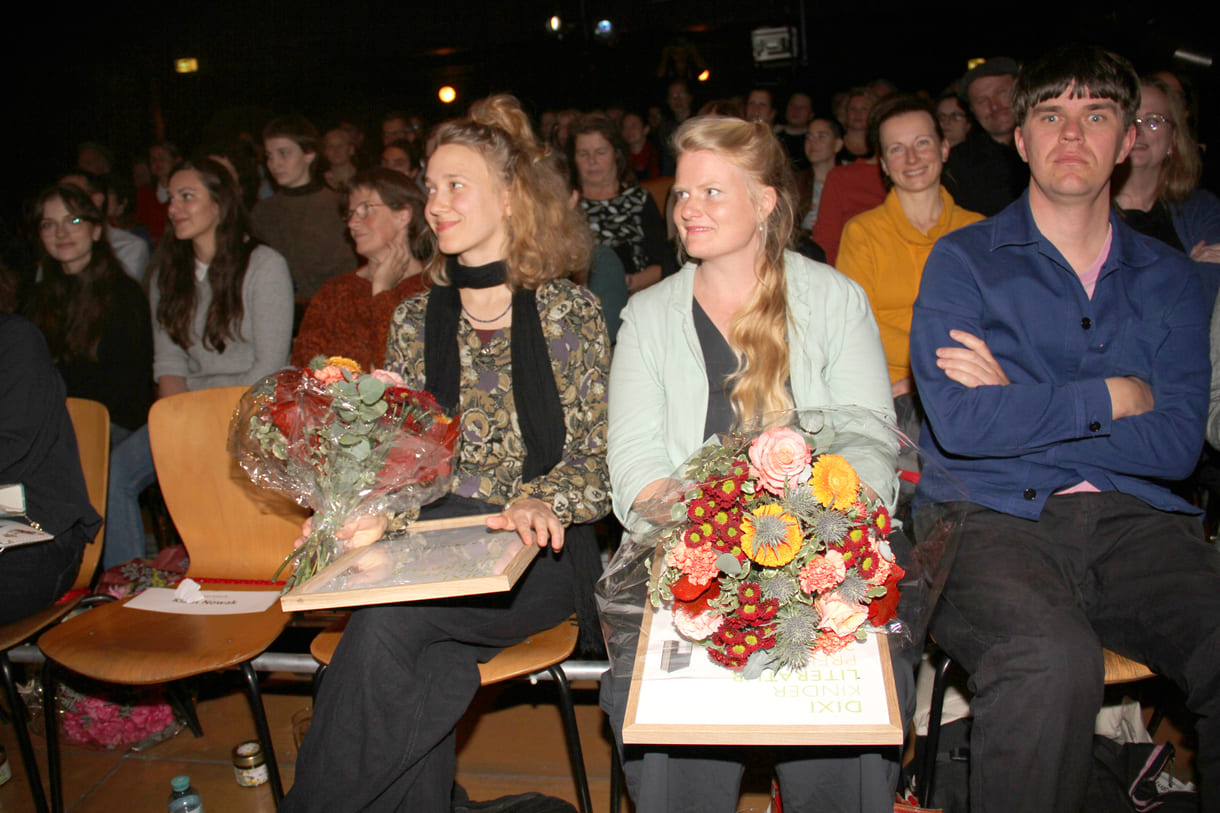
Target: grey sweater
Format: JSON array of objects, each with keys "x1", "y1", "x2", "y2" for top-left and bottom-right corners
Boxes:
[{"x1": 150, "y1": 245, "x2": 294, "y2": 390}]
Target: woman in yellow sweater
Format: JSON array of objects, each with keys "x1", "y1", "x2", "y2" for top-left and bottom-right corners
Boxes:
[{"x1": 837, "y1": 95, "x2": 982, "y2": 444}]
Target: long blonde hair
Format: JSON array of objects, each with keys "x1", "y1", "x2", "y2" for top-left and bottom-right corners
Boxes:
[
  {"x1": 672, "y1": 116, "x2": 798, "y2": 428},
  {"x1": 428, "y1": 95, "x2": 591, "y2": 289}
]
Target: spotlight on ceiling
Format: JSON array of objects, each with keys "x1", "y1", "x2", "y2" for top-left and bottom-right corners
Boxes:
[
  {"x1": 174, "y1": 58, "x2": 198, "y2": 74},
  {"x1": 593, "y1": 19, "x2": 614, "y2": 42},
  {"x1": 438, "y1": 86, "x2": 457, "y2": 104}
]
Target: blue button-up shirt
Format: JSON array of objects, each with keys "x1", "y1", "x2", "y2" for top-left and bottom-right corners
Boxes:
[{"x1": 911, "y1": 191, "x2": 1208, "y2": 519}]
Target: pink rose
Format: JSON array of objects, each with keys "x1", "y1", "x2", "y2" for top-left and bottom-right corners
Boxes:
[
  {"x1": 371, "y1": 369, "x2": 405, "y2": 387},
  {"x1": 314, "y1": 365, "x2": 345, "y2": 384},
  {"x1": 748, "y1": 427, "x2": 812, "y2": 496},
  {"x1": 815, "y1": 592, "x2": 868, "y2": 637},
  {"x1": 798, "y1": 550, "x2": 847, "y2": 594}
]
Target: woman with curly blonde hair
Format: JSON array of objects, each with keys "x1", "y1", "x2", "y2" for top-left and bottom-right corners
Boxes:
[
  {"x1": 604, "y1": 115, "x2": 909, "y2": 811},
  {"x1": 284, "y1": 95, "x2": 611, "y2": 811}
]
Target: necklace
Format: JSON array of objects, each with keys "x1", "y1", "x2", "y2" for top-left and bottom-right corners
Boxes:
[{"x1": 461, "y1": 300, "x2": 512, "y2": 324}]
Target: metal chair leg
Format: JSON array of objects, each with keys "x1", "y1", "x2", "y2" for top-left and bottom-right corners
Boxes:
[
  {"x1": 609, "y1": 741, "x2": 623, "y2": 813},
  {"x1": 41, "y1": 660, "x2": 63, "y2": 813},
  {"x1": 167, "y1": 680, "x2": 204, "y2": 737},
  {"x1": 1, "y1": 653, "x2": 49, "y2": 813},
  {"x1": 239, "y1": 661, "x2": 283, "y2": 807},
  {"x1": 919, "y1": 649, "x2": 953, "y2": 809},
  {"x1": 546, "y1": 664, "x2": 592, "y2": 813}
]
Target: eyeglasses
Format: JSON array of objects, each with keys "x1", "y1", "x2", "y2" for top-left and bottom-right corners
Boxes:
[
  {"x1": 1134, "y1": 114, "x2": 1170, "y2": 131},
  {"x1": 344, "y1": 201, "x2": 389, "y2": 221},
  {"x1": 938, "y1": 112, "x2": 967, "y2": 123},
  {"x1": 39, "y1": 215, "x2": 89, "y2": 233}
]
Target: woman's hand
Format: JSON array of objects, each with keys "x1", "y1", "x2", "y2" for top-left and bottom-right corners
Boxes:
[
  {"x1": 486, "y1": 498, "x2": 565, "y2": 551},
  {"x1": 368, "y1": 239, "x2": 411, "y2": 296},
  {"x1": 292, "y1": 514, "x2": 389, "y2": 552}
]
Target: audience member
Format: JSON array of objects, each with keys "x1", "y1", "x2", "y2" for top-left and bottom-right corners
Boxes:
[
  {"x1": 836, "y1": 95, "x2": 982, "y2": 441},
  {"x1": 839, "y1": 87, "x2": 878, "y2": 162},
  {"x1": 108, "y1": 158, "x2": 293, "y2": 570},
  {"x1": 797, "y1": 116, "x2": 844, "y2": 232},
  {"x1": 943, "y1": 58, "x2": 1028, "y2": 216},
  {"x1": 1113, "y1": 77, "x2": 1220, "y2": 312},
  {"x1": 135, "y1": 141, "x2": 179, "y2": 241},
  {"x1": 745, "y1": 87, "x2": 776, "y2": 124},
  {"x1": 910, "y1": 45, "x2": 1220, "y2": 813},
  {"x1": 811, "y1": 152, "x2": 884, "y2": 265},
  {"x1": 22, "y1": 183, "x2": 153, "y2": 435},
  {"x1": 76, "y1": 141, "x2": 113, "y2": 176},
  {"x1": 284, "y1": 94, "x2": 610, "y2": 813},
  {"x1": 570, "y1": 117, "x2": 676, "y2": 293},
  {"x1": 251, "y1": 116, "x2": 358, "y2": 299},
  {"x1": 0, "y1": 312, "x2": 101, "y2": 626},
  {"x1": 381, "y1": 137, "x2": 421, "y2": 179},
  {"x1": 935, "y1": 90, "x2": 973, "y2": 148},
  {"x1": 60, "y1": 170, "x2": 150, "y2": 282},
  {"x1": 776, "y1": 91, "x2": 814, "y2": 169},
  {"x1": 322, "y1": 127, "x2": 359, "y2": 192},
  {"x1": 620, "y1": 111, "x2": 660, "y2": 181},
  {"x1": 381, "y1": 111, "x2": 413, "y2": 146},
  {"x1": 292, "y1": 168, "x2": 434, "y2": 369}
]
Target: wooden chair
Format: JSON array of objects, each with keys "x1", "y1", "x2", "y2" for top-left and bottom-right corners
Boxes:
[
  {"x1": 38, "y1": 387, "x2": 307, "y2": 812},
  {"x1": 310, "y1": 614, "x2": 593, "y2": 813},
  {"x1": 918, "y1": 646, "x2": 1157, "y2": 807},
  {"x1": 0, "y1": 398, "x2": 109, "y2": 813},
  {"x1": 639, "y1": 176, "x2": 673, "y2": 219}
]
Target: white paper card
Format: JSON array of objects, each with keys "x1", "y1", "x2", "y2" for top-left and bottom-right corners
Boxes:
[
  {"x1": 633, "y1": 607, "x2": 893, "y2": 729},
  {"x1": 124, "y1": 588, "x2": 280, "y2": 615},
  {"x1": 0, "y1": 483, "x2": 26, "y2": 515}
]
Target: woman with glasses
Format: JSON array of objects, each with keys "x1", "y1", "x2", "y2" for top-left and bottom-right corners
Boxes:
[
  {"x1": 291, "y1": 168, "x2": 435, "y2": 369},
  {"x1": 934, "y1": 91, "x2": 973, "y2": 148},
  {"x1": 104, "y1": 158, "x2": 293, "y2": 569},
  {"x1": 1114, "y1": 76, "x2": 1220, "y2": 311},
  {"x1": 21, "y1": 184, "x2": 153, "y2": 443}
]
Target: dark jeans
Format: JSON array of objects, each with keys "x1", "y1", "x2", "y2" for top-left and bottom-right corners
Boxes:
[
  {"x1": 917, "y1": 493, "x2": 1220, "y2": 813},
  {"x1": 0, "y1": 523, "x2": 87, "y2": 626},
  {"x1": 283, "y1": 498, "x2": 576, "y2": 813}
]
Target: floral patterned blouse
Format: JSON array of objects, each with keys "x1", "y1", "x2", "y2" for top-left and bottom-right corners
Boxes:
[{"x1": 385, "y1": 279, "x2": 611, "y2": 526}]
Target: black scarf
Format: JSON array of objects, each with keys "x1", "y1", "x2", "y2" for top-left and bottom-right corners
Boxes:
[{"x1": 423, "y1": 257, "x2": 564, "y2": 482}]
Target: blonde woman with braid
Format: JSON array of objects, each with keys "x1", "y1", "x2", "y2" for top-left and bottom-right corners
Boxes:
[{"x1": 604, "y1": 116, "x2": 911, "y2": 812}]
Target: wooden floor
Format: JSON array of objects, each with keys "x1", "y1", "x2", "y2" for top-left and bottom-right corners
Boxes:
[{"x1": 0, "y1": 669, "x2": 776, "y2": 812}]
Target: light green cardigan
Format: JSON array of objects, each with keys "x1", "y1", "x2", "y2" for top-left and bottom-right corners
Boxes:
[{"x1": 607, "y1": 250, "x2": 898, "y2": 530}]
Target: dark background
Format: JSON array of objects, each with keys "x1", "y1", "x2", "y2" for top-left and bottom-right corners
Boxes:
[{"x1": 4, "y1": 0, "x2": 1215, "y2": 222}]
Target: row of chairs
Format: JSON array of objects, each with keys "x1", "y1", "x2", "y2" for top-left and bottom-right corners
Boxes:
[
  {"x1": 0, "y1": 388, "x2": 1163, "y2": 813},
  {"x1": 1, "y1": 388, "x2": 592, "y2": 813}
]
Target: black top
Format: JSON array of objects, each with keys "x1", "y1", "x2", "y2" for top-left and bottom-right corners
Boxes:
[
  {"x1": 943, "y1": 127, "x2": 1028, "y2": 217},
  {"x1": 0, "y1": 313, "x2": 100, "y2": 538},
  {"x1": 1117, "y1": 201, "x2": 1187, "y2": 254},
  {"x1": 692, "y1": 297, "x2": 737, "y2": 439},
  {"x1": 53, "y1": 275, "x2": 154, "y2": 431}
]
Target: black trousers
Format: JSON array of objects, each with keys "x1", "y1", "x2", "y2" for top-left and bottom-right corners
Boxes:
[
  {"x1": 917, "y1": 493, "x2": 1220, "y2": 813},
  {"x1": 283, "y1": 498, "x2": 576, "y2": 813}
]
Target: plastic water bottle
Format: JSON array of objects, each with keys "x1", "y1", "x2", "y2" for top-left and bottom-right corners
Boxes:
[{"x1": 168, "y1": 775, "x2": 204, "y2": 812}]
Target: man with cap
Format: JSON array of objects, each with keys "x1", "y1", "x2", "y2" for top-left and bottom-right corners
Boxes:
[{"x1": 943, "y1": 57, "x2": 1028, "y2": 216}]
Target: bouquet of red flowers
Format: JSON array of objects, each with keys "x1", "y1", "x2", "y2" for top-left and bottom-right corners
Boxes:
[
  {"x1": 229, "y1": 356, "x2": 460, "y2": 590},
  {"x1": 648, "y1": 425, "x2": 904, "y2": 676}
]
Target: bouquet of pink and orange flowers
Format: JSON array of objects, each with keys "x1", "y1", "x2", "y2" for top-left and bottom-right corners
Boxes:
[
  {"x1": 648, "y1": 425, "x2": 903, "y2": 675},
  {"x1": 229, "y1": 356, "x2": 460, "y2": 590},
  {"x1": 598, "y1": 408, "x2": 962, "y2": 681}
]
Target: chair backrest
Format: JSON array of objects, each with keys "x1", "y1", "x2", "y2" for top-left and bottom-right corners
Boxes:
[
  {"x1": 65, "y1": 398, "x2": 110, "y2": 591},
  {"x1": 639, "y1": 176, "x2": 674, "y2": 220},
  {"x1": 148, "y1": 386, "x2": 307, "y2": 581}
]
